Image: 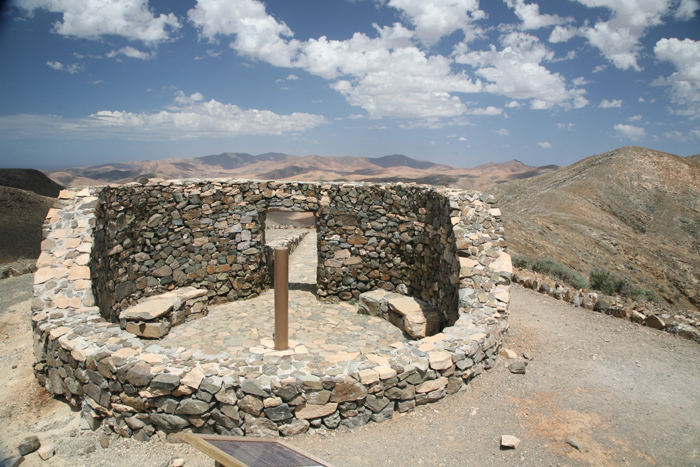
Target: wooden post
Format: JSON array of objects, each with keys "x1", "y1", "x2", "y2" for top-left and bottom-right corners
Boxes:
[{"x1": 274, "y1": 247, "x2": 289, "y2": 350}]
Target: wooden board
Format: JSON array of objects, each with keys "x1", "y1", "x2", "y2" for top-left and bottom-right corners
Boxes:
[{"x1": 183, "y1": 433, "x2": 335, "y2": 467}]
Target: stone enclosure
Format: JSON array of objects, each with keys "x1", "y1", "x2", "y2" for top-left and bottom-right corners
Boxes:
[{"x1": 31, "y1": 179, "x2": 512, "y2": 439}]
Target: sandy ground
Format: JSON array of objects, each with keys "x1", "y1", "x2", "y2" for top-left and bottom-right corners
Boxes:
[{"x1": 1, "y1": 276, "x2": 699, "y2": 467}]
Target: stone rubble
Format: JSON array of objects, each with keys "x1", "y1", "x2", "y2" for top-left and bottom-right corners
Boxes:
[{"x1": 31, "y1": 179, "x2": 511, "y2": 440}]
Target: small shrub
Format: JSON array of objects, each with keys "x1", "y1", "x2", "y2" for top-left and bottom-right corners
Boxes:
[
  {"x1": 532, "y1": 257, "x2": 590, "y2": 289},
  {"x1": 512, "y1": 255, "x2": 534, "y2": 270},
  {"x1": 590, "y1": 269, "x2": 632, "y2": 297},
  {"x1": 631, "y1": 288, "x2": 659, "y2": 303}
]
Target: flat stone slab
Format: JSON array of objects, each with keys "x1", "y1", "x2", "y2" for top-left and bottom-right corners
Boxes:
[
  {"x1": 358, "y1": 292, "x2": 442, "y2": 339},
  {"x1": 119, "y1": 287, "x2": 209, "y2": 339},
  {"x1": 121, "y1": 298, "x2": 175, "y2": 321}
]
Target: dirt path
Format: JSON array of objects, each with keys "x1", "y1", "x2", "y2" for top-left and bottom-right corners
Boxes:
[{"x1": 1, "y1": 277, "x2": 699, "y2": 466}]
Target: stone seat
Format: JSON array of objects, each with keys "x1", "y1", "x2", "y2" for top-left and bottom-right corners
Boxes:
[
  {"x1": 119, "y1": 287, "x2": 208, "y2": 339},
  {"x1": 358, "y1": 289, "x2": 441, "y2": 339}
]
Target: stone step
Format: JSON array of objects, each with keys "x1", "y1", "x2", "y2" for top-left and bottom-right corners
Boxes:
[
  {"x1": 119, "y1": 287, "x2": 208, "y2": 339},
  {"x1": 358, "y1": 289, "x2": 442, "y2": 339}
]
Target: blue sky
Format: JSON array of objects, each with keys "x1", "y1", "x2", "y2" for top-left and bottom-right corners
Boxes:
[{"x1": 0, "y1": 0, "x2": 698, "y2": 170}]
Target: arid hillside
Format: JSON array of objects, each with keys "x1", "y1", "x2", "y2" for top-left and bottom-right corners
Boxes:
[
  {"x1": 0, "y1": 168, "x2": 64, "y2": 198},
  {"x1": 0, "y1": 186, "x2": 55, "y2": 263},
  {"x1": 45, "y1": 152, "x2": 559, "y2": 190},
  {"x1": 490, "y1": 146, "x2": 700, "y2": 310}
]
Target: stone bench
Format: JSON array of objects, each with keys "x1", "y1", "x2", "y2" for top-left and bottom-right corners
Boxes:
[
  {"x1": 119, "y1": 287, "x2": 209, "y2": 338},
  {"x1": 358, "y1": 290, "x2": 441, "y2": 339}
]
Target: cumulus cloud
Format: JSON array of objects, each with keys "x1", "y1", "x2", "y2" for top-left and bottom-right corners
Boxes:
[
  {"x1": 0, "y1": 92, "x2": 325, "y2": 140},
  {"x1": 664, "y1": 130, "x2": 688, "y2": 141},
  {"x1": 466, "y1": 106, "x2": 502, "y2": 116},
  {"x1": 383, "y1": 0, "x2": 486, "y2": 45},
  {"x1": 549, "y1": 25, "x2": 577, "y2": 43},
  {"x1": 46, "y1": 60, "x2": 83, "y2": 73},
  {"x1": 495, "y1": 128, "x2": 510, "y2": 136},
  {"x1": 189, "y1": 1, "x2": 484, "y2": 119},
  {"x1": 537, "y1": 141, "x2": 552, "y2": 148},
  {"x1": 455, "y1": 32, "x2": 588, "y2": 109},
  {"x1": 107, "y1": 46, "x2": 154, "y2": 60},
  {"x1": 504, "y1": 0, "x2": 573, "y2": 30},
  {"x1": 599, "y1": 98, "x2": 622, "y2": 108},
  {"x1": 675, "y1": 0, "x2": 700, "y2": 20},
  {"x1": 653, "y1": 38, "x2": 700, "y2": 119},
  {"x1": 614, "y1": 123, "x2": 645, "y2": 140},
  {"x1": 557, "y1": 122, "x2": 575, "y2": 130},
  {"x1": 459, "y1": 136, "x2": 467, "y2": 141},
  {"x1": 575, "y1": 0, "x2": 672, "y2": 71},
  {"x1": 628, "y1": 114, "x2": 642, "y2": 121},
  {"x1": 505, "y1": 100, "x2": 521, "y2": 108},
  {"x1": 15, "y1": 0, "x2": 181, "y2": 44}
]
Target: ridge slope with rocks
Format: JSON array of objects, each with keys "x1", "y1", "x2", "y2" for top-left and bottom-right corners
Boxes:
[{"x1": 490, "y1": 145, "x2": 700, "y2": 310}]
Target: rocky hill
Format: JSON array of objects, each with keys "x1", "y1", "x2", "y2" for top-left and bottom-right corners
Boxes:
[
  {"x1": 0, "y1": 168, "x2": 64, "y2": 197},
  {"x1": 45, "y1": 152, "x2": 559, "y2": 189},
  {"x1": 0, "y1": 186, "x2": 55, "y2": 263},
  {"x1": 490, "y1": 146, "x2": 700, "y2": 310}
]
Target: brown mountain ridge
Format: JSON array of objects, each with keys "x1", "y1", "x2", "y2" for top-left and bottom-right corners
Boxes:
[{"x1": 489, "y1": 145, "x2": 700, "y2": 310}]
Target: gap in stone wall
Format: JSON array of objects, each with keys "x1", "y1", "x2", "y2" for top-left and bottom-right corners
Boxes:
[{"x1": 263, "y1": 209, "x2": 319, "y2": 297}]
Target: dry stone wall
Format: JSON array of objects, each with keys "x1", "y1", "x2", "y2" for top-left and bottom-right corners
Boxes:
[
  {"x1": 514, "y1": 269, "x2": 700, "y2": 342},
  {"x1": 31, "y1": 179, "x2": 511, "y2": 440}
]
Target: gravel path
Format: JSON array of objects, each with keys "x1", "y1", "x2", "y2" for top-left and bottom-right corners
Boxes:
[{"x1": 1, "y1": 275, "x2": 699, "y2": 466}]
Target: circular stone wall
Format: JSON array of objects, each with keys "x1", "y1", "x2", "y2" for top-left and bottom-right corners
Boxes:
[{"x1": 31, "y1": 180, "x2": 512, "y2": 439}]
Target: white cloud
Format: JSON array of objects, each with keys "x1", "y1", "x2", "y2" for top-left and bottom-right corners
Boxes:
[
  {"x1": 188, "y1": 0, "x2": 297, "y2": 66},
  {"x1": 173, "y1": 91, "x2": 204, "y2": 106},
  {"x1": 638, "y1": 97, "x2": 645, "y2": 102},
  {"x1": 286, "y1": 74, "x2": 300, "y2": 80},
  {"x1": 675, "y1": 0, "x2": 700, "y2": 20},
  {"x1": 16, "y1": 0, "x2": 181, "y2": 44},
  {"x1": 0, "y1": 92, "x2": 325, "y2": 140},
  {"x1": 592, "y1": 65, "x2": 607, "y2": 73},
  {"x1": 505, "y1": 100, "x2": 521, "y2": 108},
  {"x1": 557, "y1": 122, "x2": 575, "y2": 130},
  {"x1": 311, "y1": 99, "x2": 323, "y2": 103},
  {"x1": 664, "y1": 130, "x2": 688, "y2": 141},
  {"x1": 691, "y1": 129, "x2": 700, "y2": 139},
  {"x1": 599, "y1": 98, "x2": 622, "y2": 108},
  {"x1": 466, "y1": 106, "x2": 502, "y2": 116},
  {"x1": 628, "y1": 114, "x2": 642, "y2": 121},
  {"x1": 348, "y1": 114, "x2": 366, "y2": 119},
  {"x1": 46, "y1": 60, "x2": 83, "y2": 73},
  {"x1": 654, "y1": 38, "x2": 700, "y2": 119},
  {"x1": 549, "y1": 25, "x2": 577, "y2": 43},
  {"x1": 459, "y1": 136, "x2": 467, "y2": 141},
  {"x1": 455, "y1": 32, "x2": 588, "y2": 109},
  {"x1": 495, "y1": 128, "x2": 510, "y2": 136},
  {"x1": 189, "y1": 2, "x2": 483, "y2": 120},
  {"x1": 383, "y1": 0, "x2": 486, "y2": 45},
  {"x1": 107, "y1": 46, "x2": 154, "y2": 60},
  {"x1": 504, "y1": 0, "x2": 573, "y2": 30},
  {"x1": 575, "y1": 0, "x2": 672, "y2": 71},
  {"x1": 614, "y1": 123, "x2": 645, "y2": 140},
  {"x1": 537, "y1": 141, "x2": 552, "y2": 148}
]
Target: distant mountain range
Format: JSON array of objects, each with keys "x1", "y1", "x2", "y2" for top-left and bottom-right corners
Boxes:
[{"x1": 45, "y1": 152, "x2": 560, "y2": 190}]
